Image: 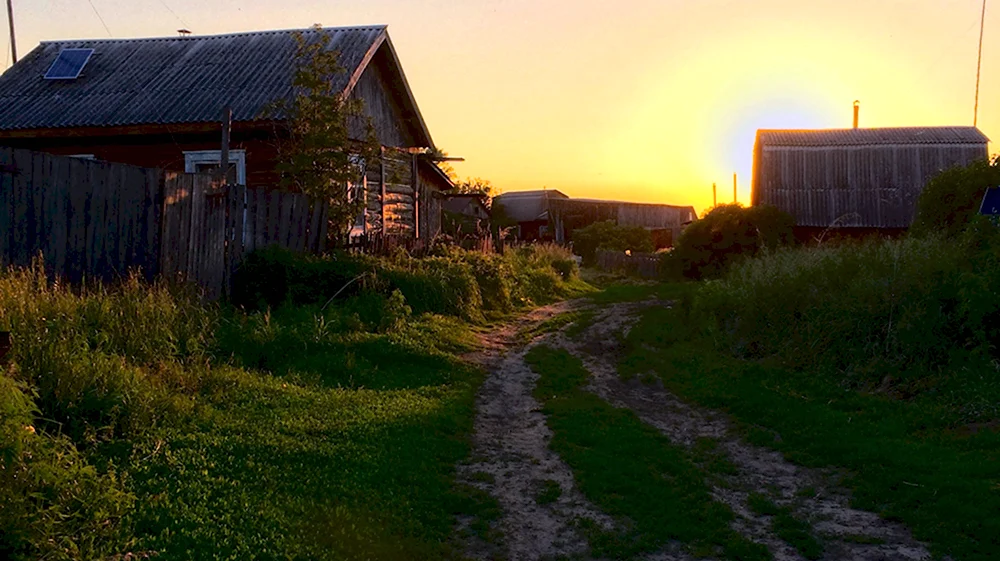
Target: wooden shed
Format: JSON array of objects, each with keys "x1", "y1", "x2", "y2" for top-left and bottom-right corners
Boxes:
[
  {"x1": 549, "y1": 198, "x2": 696, "y2": 249},
  {"x1": 752, "y1": 127, "x2": 989, "y2": 240}
]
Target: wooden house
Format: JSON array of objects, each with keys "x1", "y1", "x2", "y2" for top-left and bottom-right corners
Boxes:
[
  {"x1": 0, "y1": 26, "x2": 452, "y2": 240},
  {"x1": 752, "y1": 127, "x2": 989, "y2": 240}
]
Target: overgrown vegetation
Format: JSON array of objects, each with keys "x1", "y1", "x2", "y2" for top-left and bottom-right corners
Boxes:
[
  {"x1": 571, "y1": 220, "x2": 654, "y2": 265},
  {"x1": 525, "y1": 345, "x2": 769, "y2": 560},
  {"x1": 620, "y1": 211, "x2": 1000, "y2": 559},
  {"x1": 232, "y1": 243, "x2": 586, "y2": 320},
  {"x1": 911, "y1": 157, "x2": 1000, "y2": 239},
  {"x1": 0, "y1": 244, "x2": 586, "y2": 560},
  {"x1": 666, "y1": 204, "x2": 795, "y2": 280}
]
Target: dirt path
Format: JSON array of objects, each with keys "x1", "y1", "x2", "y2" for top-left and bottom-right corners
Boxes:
[
  {"x1": 456, "y1": 300, "x2": 618, "y2": 561},
  {"x1": 458, "y1": 298, "x2": 934, "y2": 561},
  {"x1": 554, "y1": 299, "x2": 933, "y2": 561}
]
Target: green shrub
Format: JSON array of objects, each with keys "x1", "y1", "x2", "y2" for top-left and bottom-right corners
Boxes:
[
  {"x1": 697, "y1": 232, "x2": 1000, "y2": 396},
  {"x1": 572, "y1": 221, "x2": 655, "y2": 265},
  {"x1": 911, "y1": 158, "x2": 1000, "y2": 239},
  {"x1": 0, "y1": 372, "x2": 134, "y2": 561},
  {"x1": 232, "y1": 244, "x2": 582, "y2": 318},
  {"x1": 669, "y1": 204, "x2": 795, "y2": 280}
]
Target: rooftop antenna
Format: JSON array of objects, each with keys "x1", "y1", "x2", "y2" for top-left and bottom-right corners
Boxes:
[
  {"x1": 6, "y1": 0, "x2": 16, "y2": 64},
  {"x1": 975, "y1": 0, "x2": 987, "y2": 127},
  {"x1": 178, "y1": 29, "x2": 192, "y2": 36}
]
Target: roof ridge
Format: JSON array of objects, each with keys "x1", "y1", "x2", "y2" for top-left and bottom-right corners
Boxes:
[{"x1": 39, "y1": 25, "x2": 388, "y2": 45}]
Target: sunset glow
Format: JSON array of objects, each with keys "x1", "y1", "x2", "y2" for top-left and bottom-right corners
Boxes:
[{"x1": 3, "y1": 0, "x2": 996, "y2": 211}]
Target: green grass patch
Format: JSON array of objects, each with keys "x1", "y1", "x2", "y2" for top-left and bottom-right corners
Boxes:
[
  {"x1": 525, "y1": 345, "x2": 769, "y2": 560},
  {"x1": 746, "y1": 494, "x2": 822, "y2": 559},
  {"x1": 535, "y1": 479, "x2": 562, "y2": 505},
  {"x1": 621, "y1": 296, "x2": 1000, "y2": 561}
]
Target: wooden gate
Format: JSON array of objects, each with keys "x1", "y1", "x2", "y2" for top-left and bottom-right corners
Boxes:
[{"x1": 160, "y1": 173, "x2": 229, "y2": 299}]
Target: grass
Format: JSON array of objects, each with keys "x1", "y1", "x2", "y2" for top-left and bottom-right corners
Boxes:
[
  {"x1": 746, "y1": 494, "x2": 822, "y2": 560},
  {"x1": 524, "y1": 345, "x2": 769, "y2": 560},
  {"x1": 1, "y1": 245, "x2": 589, "y2": 560},
  {"x1": 535, "y1": 479, "x2": 562, "y2": 505},
  {"x1": 621, "y1": 285, "x2": 1000, "y2": 561}
]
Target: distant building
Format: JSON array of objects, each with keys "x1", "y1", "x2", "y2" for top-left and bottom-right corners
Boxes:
[
  {"x1": 549, "y1": 198, "x2": 696, "y2": 249},
  {"x1": 492, "y1": 190, "x2": 569, "y2": 240},
  {"x1": 492, "y1": 189, "x2": 695, "y2": 247},
  {"x1": 442, "y1": 193, "x2": 490, "y2": 235},
  {"x1": 752, "y1": 127, "x2": 989, "y2": 240}
]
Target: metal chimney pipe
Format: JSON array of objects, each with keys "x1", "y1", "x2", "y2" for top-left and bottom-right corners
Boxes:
[{"x1": 853, "y1": 100, "x2": 860, "y2": 129}]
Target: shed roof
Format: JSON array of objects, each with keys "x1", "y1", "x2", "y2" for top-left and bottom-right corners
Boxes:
[
  {"x1": 493, "y1": 190, "x2": 569, "y2": 223},
  {"x1": 756, "y1": 127, "x2": 989, "y2": 147},
  {"x1": 0, "y1": 26, "x2": 433, "y2": 146},
  {"x1": 442, "y1": 194, "x2": 488, "y2": 214}
]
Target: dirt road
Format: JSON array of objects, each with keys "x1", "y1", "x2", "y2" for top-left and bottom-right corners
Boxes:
[{"x1": 456, "y1": 298, "x2": 933, "y2": 561}]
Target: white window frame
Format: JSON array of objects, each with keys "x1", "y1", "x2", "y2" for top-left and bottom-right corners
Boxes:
[{"x1": 183, "y1": 149, "x2": 246, "y2": 185}]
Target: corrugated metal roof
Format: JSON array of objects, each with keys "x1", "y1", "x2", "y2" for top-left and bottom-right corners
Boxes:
[
  {"x1": 494, "y1": 190, "x2": 569, "y2": 223},
  {"x1": 757, "y1": 127, "x2": 989, "y2": 147},
  {"x1": 0, "y1": 26, "x2": 387, "y2": 130}
]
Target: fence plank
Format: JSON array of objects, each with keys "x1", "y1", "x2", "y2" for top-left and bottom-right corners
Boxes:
[
  {"x1": 0, "y1": 147, "x2": 13, "y2": 265},
  {"x1": 48, "y1": 155, "x2": 70, "y2": 277},
  {"x1": 11, "y1": 150, "x2": 33, "y2": 267},
  {"x1": 65, "y1": 159, "x2": 89, "y2": 283}
]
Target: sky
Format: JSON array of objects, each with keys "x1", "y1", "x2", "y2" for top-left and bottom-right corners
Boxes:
[{"x1": 2, "y1": 0, "x2": 997, "y2": 211}]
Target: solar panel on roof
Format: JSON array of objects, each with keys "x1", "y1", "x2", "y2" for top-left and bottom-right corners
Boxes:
[{"x1": 44, "y1": 49, "x2": 95, "y2": 80}]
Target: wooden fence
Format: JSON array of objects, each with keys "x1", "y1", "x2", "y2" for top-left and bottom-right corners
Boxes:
[
  {"x1": 0, "y1": 149, "x2": 334, "y2": 299},
  {"x1": 0, "y1": 147, "x2": 162, "y2": 283},
  {"x1": 161, "y1": 173, "x2": 331, "y2": 299},
  {"x1": 595, "y1": 249, "x2": 661, "y2": 278}
]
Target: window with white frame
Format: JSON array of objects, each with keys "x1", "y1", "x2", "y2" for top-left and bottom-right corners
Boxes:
[{"x1": 184, "y1": 150, "x2": 246, "y2": 185}]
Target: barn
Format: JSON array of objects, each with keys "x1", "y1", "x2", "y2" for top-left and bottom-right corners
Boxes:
[
  {"x1": 549, "y1": 198, "x2": 696, "y2": 249},
  {"x1": 751, "y1": 127, "x2": 990, "y2": 240},
  {"x1": 0, "y1": 26, "x2": 453, "y2": 240}
]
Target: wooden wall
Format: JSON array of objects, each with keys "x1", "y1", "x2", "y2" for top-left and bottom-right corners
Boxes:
[{"x1": 754, "y1": 143, "x2": 988, "y2": 228}]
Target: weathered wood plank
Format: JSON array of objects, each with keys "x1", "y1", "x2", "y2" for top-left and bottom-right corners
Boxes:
[
  {"x1": 48, "y1": 154, "x2": 71, "y2": 277},
  {"x1": 0, "y1": 147, "x2": 13, "y2": 265}
]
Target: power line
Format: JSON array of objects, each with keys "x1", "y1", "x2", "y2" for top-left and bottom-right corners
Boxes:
[
  {"x1": 155, "y1": 0, "x2": 188, "y2": 29},
  {"x1": 85, "y1": 0, "x2": 112, "y2": 37},
  {"x1": 975, "y1": 0, "x2": 987, "y2": 127}
]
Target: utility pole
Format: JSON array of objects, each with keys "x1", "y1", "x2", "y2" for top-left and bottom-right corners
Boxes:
[
  {"x1": 975, "y1": 0, "x2": 987, "y2": 127},
  {"x1": 6, "y1": 0, "x2": 16, "y2": 64},
  {"x1": 733, "y1": 173, "x2": 738, "y2": 204},
  {"x1": 712, "y1": 183, "x2": 717, "y2": 207}
]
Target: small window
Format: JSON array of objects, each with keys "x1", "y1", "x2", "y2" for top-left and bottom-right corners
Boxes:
[{"x1": 184, "y1": 150, "x2": 246, "y2": 185}]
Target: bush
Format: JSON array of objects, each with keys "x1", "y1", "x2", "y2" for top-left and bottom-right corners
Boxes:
[
  {"x1": 232, "y1": 244, "x2": 584, "y2": 319},
  {"x1": 571, "y1": 221, "x2": 654, "y2": 265},
  {"x1": 696, "y1": 232, "x2": 1000, "y2": 397},
  {"x1": 911, "y1": 157, "x2": 1000, "y2": 239},
  {"x1": 0, "y1": 374, "x2": 133, "y2": 561},
  {"x1": 668, "y1": 204, "x2": 795, "y2": 280}
]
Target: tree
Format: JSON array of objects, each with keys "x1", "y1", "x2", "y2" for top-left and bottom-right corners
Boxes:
[
  {"x1": 453, "y1": 177, "x2": 497, "y2": 197},
  {"x1": 268, "y1": 26, "x2": 381, "y2": 243}
]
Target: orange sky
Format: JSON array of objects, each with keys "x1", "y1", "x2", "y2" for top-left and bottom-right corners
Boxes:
[{"x1": 2, "y1": 0, "x2": 997, "y2": 211}]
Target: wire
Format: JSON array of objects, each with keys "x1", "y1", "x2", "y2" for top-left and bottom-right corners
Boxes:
[
  {"x1": 975, "y1": 0, "x2": 987, "y2": 126},
  {"x1": 155, "y1": 0, "x2": 189, "y2": 29},
  {"x1": 85, "y1": 0, "x2": 113, "y2": 37}
]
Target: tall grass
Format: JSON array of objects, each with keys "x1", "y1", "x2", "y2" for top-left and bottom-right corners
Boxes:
[
  {"x1": 697, "y1": 228, "x2": 1000, "y2": 403},
  {"x1": 233, "y1": 243, "x2": 586, "y2": 319}
]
